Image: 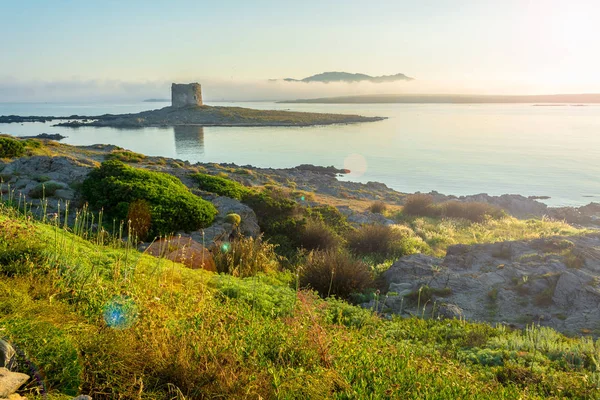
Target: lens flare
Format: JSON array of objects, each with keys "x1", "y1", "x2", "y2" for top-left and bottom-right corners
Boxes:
[
  {"x1": 103, "y1": 296, "x2": 138, "y2": 330},
  {"x1": 221, "y1": 242, "x2": 231, "y2": 253},
  {"x1": 343, "y1": 153, "x2": 368, "y2": 179}
]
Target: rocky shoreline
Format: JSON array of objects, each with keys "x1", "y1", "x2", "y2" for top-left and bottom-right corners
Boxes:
[{"x1": 2, "y1": 135, "x2": 600, "y2": 336}]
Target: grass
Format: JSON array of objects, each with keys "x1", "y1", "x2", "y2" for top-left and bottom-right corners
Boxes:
[
  {"x1": 1, "y1": 205, "x2": 600, "y2": 399},
  {"x1": 398, "y1": 216, "x2": 585, "y2": 257},
  {"x1": 105, "y1": 149, "x2": 146, "y2": 163}
]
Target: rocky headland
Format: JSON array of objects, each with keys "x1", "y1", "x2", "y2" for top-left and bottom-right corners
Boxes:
[{"x1": 2, "y1": 134, "x2": 600, "y2": 336}]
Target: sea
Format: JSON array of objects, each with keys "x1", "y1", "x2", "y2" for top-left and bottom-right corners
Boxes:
[{"x1": 1, "y1": 101, "x2": 599, "y2": 207}]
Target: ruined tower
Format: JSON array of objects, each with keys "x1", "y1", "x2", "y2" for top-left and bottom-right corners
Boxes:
[{"x1": 171, "y1": 83, "x2": 203, "y2": 107}]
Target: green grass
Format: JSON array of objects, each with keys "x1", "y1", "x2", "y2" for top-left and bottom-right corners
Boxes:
[
  {"x1": 396, "y1": 216, "x2": 586, "y2": 257},
  {"x1": 2, "y1": 204, "x2": 600, "y2": 399},
  {"x1": 191, "y1": 172, "x2": 250, "y2": 200}
]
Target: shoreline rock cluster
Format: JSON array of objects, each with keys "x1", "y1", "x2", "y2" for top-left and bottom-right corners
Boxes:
[{"x1": 374, "y1": 234, "x2": 600, "y2": 335}]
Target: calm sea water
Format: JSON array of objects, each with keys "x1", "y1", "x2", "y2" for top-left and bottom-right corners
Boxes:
[{"x1": 1, "y1": 101, "x2": 599, "y2": 207}]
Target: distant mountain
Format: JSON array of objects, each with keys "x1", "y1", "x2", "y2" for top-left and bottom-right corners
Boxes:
[
  {"x1": 143, "y1": 98, "x2": 170, "y2": 102},
  {"x1": 282, "y1": 71, "x2": 414, "y2": 83}
]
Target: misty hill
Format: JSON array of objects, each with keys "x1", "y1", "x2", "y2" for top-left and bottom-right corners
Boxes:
[
  {"x1": 282, "y1": 71, "x2": 414, "y2": 83},
  {"x1": 280, "y1": 93, "x2": 600, "y2": 104}
]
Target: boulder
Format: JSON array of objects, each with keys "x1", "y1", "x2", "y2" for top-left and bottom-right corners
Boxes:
[
  {"x1": 210, "y1": 196, "x2": 260, "y2": 238},
  {"x1": 0, "y1": 341, "x2": 15, "y2": 371},
  {"x1": 436, "y1": 303, "x2": 464, "y2": 320},
  {"x1": 0, "y1": 368, "x2": 29, "y2": 398},
  {"x1": 146, "y1": 237, "x2": 216, "y2": 272}
]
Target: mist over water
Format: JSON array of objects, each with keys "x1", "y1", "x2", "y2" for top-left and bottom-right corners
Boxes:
[{"x1": 1, "y1": 101, "x2": 599, "y2": 207}]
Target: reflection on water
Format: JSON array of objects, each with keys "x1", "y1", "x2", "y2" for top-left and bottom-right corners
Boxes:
[
  {"x1": 173, "y1": 126, "x2": 205, "y2": 157},
  {"x1": 3, "y1": 102, "x2": 600, "y2": 206}
]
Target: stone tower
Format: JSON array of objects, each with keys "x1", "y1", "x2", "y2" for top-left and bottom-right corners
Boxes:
[{"x1": 171, "y1": 83, "x2": 203, "y2": 107}]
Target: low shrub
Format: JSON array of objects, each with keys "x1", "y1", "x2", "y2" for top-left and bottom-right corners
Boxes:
[
  {"x1": 225, "y1": 212, "x2": 241, "y2": 226},
  {"x1": 306, "y1": 205, "x2": 352, "y2": 235},
  {"x1": 81, "y1": 160, "x2": 217, "y2": 237},
  {"x1": 126, "y1": 199, "x2": 152, "y2": 241},
  {"x1": 213, "y1": 235, "x2": 280, "y2": 277},
  {"x1": 105, "y1": 150, "x2": 146, "y2": 163},
  {"x1": 300, "y1": 250, "x2": 373, "y2": 299},
  {"x1": 368, "y1": 201, "x2": 387, "y2": 214},
  {"x1": 402, "y1": 194, "x2": 438, "y2": 217},
  {"x1": 192, "y1": 173, "x2": 249, "y2": 200},
  {"x1": 564, "y1": 249, "x2": 585, "y2": 269},
  {"x1": 242, "y1": 187, "x2": 304, "y2": 256},
  {"x1": 298, "y1": 219, "x2": 342, "y2": 251},
  {"x1": 442, "y1": 201, "x2": 505, "y2": 222},
  {"x1": 28, "y1": 181, "x2": 65, "y2": 199},
  {"x1": 0, "y1": 137, "x2": 25, "y2": 158},
  {"x1": 346, "y1": 224, "x2": 420, "y2": 261}
]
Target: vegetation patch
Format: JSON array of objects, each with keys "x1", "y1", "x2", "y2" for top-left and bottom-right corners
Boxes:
[
  {"x1": 81, "y1": 160, "x2": 217, "y2": 236},
  {"x1": 105, "y1": 150, "x2": 146, "y2": 163},
  {"x1": 213, "y1": 235, "x2": 280, "y2": 277},
  {"x1": 368, "y1": 200, "x2": 387, "y2": 214},
  {"x1": 300, "y1": 249, "x2": 373, "y2": 299},
  {"x1": 28, "y1": 181, "x2": 65, "y2": 199},
  {"x1": 402, "y1": 194, "x2": 505, "y2": 222},
  {"x1": 0, "y1": 137, "x2": 25, "y2": 158},
  {"x1": 191, "y1": 172, "x2": 250, "y2": 200}
]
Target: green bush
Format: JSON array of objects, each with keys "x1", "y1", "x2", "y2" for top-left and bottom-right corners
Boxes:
[
  {"x1": 346, "y1": 224, "x2": 416, "y2": 261},
  {"x1": 192, "y1": 173, "x2": 249, "y2": 200},
  {"x1": 28, "y1": 181, "x2": 65, "y2": 199},
  {"x1": 242, "y1": 188, "x2": 304, "y2": 256},
  {"x1": 298, "y1": 218, "x2": 342, "y2": 251},
  {"x1": 402, "y1": 194, "x2": 439, "y2": 217},
  {"x1": 213, "y1": 235, "x2": 280, "y2": 277},
  {"x1": 306, "y1": 205, "x2": 352, "y2": 234},
  {"x1": 0, "y1": 137, "x2": 25, "y2": 158},
  {"x1": 441, "y1": 201, "x2": 505, "y2": 222},
  {"x1": 225, "y1": 213, "x2": 241, "y2": 226},
  {"x1": 81, "y1": 160, "x2": 217, "y2": 236},
  {"x1": 369, "y1": 201, "x2": 388, "y2": 214},
  {"x1": 300, "y1": 250, "x2": 373, "y2": 299},
  {"x1": 105, "y1": 150, "x2": 146, "y2": 163}
]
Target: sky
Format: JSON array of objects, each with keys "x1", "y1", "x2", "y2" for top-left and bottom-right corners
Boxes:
[{"x1": 1, "y1": 0, "x2": 600, "y2": 101}]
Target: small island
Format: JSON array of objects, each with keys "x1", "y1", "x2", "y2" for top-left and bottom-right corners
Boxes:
[{"x1": 0, "y1": 83, "x2": 385, "y2": 128}]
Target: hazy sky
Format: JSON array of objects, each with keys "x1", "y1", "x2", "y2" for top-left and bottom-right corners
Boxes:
[{"x1": 2, "y1": 0, "x2": 599, "y2": 101}]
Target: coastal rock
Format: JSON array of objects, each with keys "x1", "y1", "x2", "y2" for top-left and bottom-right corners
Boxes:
[
  {"x1": 145, "y1": 237, "x2": 216, "y2": 272},
  {"x1": 20, "y1": 133, "x2": 67, "y2": 141},
  {"x1": 209, "y1": 196, "x2": 260, "y2": 238},
  {"x1": 380, "y1": 234, "x2": 600, "y2": 335},
  {"x1": 0, "y1": 341, "x2": 15, "y2": 371},
  {"x1": 0, "y1": 368, "x2": 29, "y2": 398},
  {"x1": 436, "y1": 303, "x2": 464, "y2": 320},
  {"x1": 1, "y1": 156, "x2": 93, "y2": 186}
]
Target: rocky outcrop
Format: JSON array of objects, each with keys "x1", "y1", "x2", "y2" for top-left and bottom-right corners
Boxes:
[
  {"x1": 145, "y1": 237, "x2": 216, "y2": 272},
  {"x1": 0, "y1": 341, "x2": 15, "y2": 371},
  {"x1": 0, "y1": 368, "x2": 28, "y2": 399},
  {"x1": 426, "y1": 191, "x2": 549, "y2": 219},
  {"x1": 377, "y1": 234, "x2": 600, "y2": 336}
]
